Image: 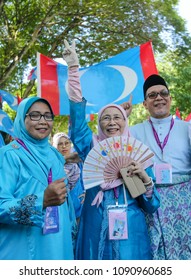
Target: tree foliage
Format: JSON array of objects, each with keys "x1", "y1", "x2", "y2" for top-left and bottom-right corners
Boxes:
[{"x1": 1, "y1": 0, "x2": 191, "y2": 131}]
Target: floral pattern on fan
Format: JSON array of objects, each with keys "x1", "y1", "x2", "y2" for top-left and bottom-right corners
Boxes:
[{"x1": 83, "y1": 135, "x2": 154, "y2": 189}]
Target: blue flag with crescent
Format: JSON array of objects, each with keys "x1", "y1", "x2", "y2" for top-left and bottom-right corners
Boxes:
[
  {"x1": 0, "y1": 89, "x2": 18, "y2": 111},
  {"x1": 0, "y1": 109, "x2": 14, "y2": 137},
  {"x1": 38, "y1": 41, "x2": 158, "y2": 115}
]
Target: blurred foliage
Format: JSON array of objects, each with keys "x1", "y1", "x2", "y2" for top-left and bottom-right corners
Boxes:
[
  {"x1": 1, "y1": 0, "x2": 191, "y2": 92},
  {"x1": 1, "y1": 0, "x2": 191, "y2": 137}
]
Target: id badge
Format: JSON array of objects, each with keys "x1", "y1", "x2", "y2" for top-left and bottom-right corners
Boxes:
[
  {"x1": 155, "y1": 163, "x2": 172, "y2": 184},
  {"x1": 43, "y1": 206, "x2": 59, "y2": 234},
  {"x1": 107, "y1": 205, "x2": 128, "y2": 240}
]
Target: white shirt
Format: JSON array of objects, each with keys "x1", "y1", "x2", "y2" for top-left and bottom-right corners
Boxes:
[{"x1": 130, "y1": 115, "x2": 191, "y2": 176}]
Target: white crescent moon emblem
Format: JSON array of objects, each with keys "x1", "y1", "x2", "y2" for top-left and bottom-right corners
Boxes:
[
  {"x1": 64, "y1": 65, "x2": 137, "y2": 109},
  {"x1": 11, "y1": 97, "x2": 18, "y2": 107},
  {"x1": 107, "y1": 65, "x2": 137, "y2": 103},
  {"x1": 1, "y1": 92, "x2": 18, "y2": 107}
]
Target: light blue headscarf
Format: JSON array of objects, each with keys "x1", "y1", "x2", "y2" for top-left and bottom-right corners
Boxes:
[{"x1": 13, "y1": 96, "x2": 64, "y2": 183}]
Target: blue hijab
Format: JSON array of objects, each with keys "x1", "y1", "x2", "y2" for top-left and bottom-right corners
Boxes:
[{"x1": 13, "y1": 96, "x2": 65, "y2": 184}]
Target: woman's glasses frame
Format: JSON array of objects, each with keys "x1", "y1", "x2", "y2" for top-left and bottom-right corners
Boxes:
[{"x1": 26, "y1": 111, "x2": 54, "y2": 121}]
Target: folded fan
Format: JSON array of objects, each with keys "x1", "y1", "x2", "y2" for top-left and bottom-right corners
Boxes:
[{"x1": 83, "y1": 135, "x2": 154, "y2": 190}]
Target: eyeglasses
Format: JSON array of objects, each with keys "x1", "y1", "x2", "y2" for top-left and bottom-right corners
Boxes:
[
  {"x1": 58, "y1": 141, "x2": 71, "y2": 147},
  {"x1": 145, "y1": 90, "x2": 170, "y2": 100},
  {"x1": 26, "y1": 111, "x2": 54, "y2": 121},
  {"x1": 100, "y1": 115, "x2": 124, "y2": 123}
]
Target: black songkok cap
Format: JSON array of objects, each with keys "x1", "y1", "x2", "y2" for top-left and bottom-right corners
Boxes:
[{"x1": 143, "y1": 74, "x2": 168, "y2": 98}]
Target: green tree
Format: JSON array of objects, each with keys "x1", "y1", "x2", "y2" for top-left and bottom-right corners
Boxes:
[
  {"x1": 1, "y1": 0, "x2": 191, "y2": 132},
  {"x1": 1, "y1": 0, "x2": 191, "y2": 96}
]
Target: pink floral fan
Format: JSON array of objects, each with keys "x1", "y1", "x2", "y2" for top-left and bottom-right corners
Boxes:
[{"x1": 83, "y1": 135, "x2": 154, "y2": 190}]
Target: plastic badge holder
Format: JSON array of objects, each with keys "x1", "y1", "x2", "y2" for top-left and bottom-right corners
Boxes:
[{"x1": 120, "y1": 167, "x2": 146, "y2": 198}]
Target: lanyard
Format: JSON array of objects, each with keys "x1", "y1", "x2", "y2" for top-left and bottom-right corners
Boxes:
[
  {"x1": 149, "y1": 117, "x2": 174, "y2": 154},
  {"x1": 113, "y1": 185, "x2": 128, "y2": 206},
  {"x1": 16, "y1": 139, "x2": 59, "y2": 234},
  {"x1": 17, "y1": 138, "x2": 52, "y2": 179},
  {"x1": 113, "y1": 187, "x2": 119, "y2": 205},
  {"x1": 16, "y1": 139, "x2": 59, "y2": 233},
  {"x1": 16, "y1": 139, "x2": 31, "y2": 153},
  {"x1": 48, "y1": 168, "x2": 52, "y2": 184}
]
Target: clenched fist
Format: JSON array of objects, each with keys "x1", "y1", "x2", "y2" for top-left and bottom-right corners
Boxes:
[{"x1": 43, "y1": 177, "x2": 68, "y2": 208}]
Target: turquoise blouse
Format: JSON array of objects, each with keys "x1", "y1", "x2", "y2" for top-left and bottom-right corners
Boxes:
[{"x1": 0, "y1": 97, "x2": 75, "y2": 260}]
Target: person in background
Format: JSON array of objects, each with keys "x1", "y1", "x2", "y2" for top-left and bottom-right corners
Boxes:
[
  {"x1": 0, "y1": 96, "x2": 76, "y2": 260},
  {"x1": 122, "y1": 74, "x2": 191, "y2": 260},
  {"x1": 0, "y1": 132, "x2": 6, "y2": 147},
  {"x1": 62, "y1": 39, "x2": 160, "y2": 260},
  {"x1": 0, "y1": 131, "x2": 12, "y2": 147},
  {"x1": 52, "y1": 132, "x2": 85, "y2": 224}
]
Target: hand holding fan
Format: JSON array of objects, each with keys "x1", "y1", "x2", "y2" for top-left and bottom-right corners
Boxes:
[{"x1": 83, "y1": 135, "x2": 154, "y2": 196}]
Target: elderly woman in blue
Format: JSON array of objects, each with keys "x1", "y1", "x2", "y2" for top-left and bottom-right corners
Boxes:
[
  {"x1": 0, "y1": 96, "x2": 76, "y2": 260},
  {"x1": 63, "y1": 39, "x2": 160, "y2": 260}
]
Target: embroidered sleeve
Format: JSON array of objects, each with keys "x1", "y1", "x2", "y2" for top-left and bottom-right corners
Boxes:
[
  {"x1": 0, "y1": 149, "x2": 45, "y2": 227},
  {"x1": 9, "y1": 194, "x2": 41, "y2": 225}
]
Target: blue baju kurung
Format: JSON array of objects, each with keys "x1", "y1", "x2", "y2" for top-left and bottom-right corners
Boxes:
[
  {"x1": 69, "y1": 99, "x2": 160, "y2": 260},
  {"x1": 0, "y1": 97, "x2": 76, "y2": 260}
]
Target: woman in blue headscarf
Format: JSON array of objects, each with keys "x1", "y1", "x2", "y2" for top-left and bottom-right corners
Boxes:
[{"x1": 0, "y1": 96, "x2": 76, "y2": 260}]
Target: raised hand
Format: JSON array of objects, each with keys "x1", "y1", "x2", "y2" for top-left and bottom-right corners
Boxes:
[
  {"x1": 120, "y1": 94, "x2": 133, "y2": 117},
  {"x1": 63, "y1": 39, "x2": 79, "y2": 68}
]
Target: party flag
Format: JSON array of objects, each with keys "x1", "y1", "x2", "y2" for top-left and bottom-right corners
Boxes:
[
  {"x1": 0, "y1": 89, "x2": 18, "y2": 111},
  {"x1": 37, "y1": 41, "x2": 158, "y2": 115},
  {"x1": 0, "y1": 109, "x2": 14, "y2": 137}
]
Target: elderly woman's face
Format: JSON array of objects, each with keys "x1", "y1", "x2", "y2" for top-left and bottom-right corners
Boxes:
[
  {"x1": 99, "y1": 107, "x2": 126, "y2": 138},
  {"x1": 25, "y1": 101, "x2": 53, "y2": 140},
  {"x1": 57, "y1": 136, "x2": 71, "y2": 157}
]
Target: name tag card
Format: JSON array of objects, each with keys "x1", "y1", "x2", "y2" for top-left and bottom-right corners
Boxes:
[
  {"x1": 107, "y1": 205, "x2": 128, "y2": 240},
  {"x1": 155, "y1": 163, "x2": 172, "y2": 184}
]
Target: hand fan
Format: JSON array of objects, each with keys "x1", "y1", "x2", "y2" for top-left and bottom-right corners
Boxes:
[{"x1": 83, "y1": 135, "x2": 154, "y2": 190}]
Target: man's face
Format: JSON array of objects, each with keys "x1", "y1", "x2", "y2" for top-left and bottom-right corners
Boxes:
[{"x1": 143, "y1": 85, "x2": 172, "y2": 119}]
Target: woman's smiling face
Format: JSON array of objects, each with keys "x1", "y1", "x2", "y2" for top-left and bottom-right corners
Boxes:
[
  {"x1": 25, "y1": 101, "x2": 53, "y2": 140},
  {"x1": 99, "y1": 107, "x2": 126, "y2": 138}
]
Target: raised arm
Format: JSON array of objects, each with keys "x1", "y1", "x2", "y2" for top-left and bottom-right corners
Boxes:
[
  {"x1": 63, "y1": 39, "x2": 82, "y2": 102},
  {"x1": 63, "y1": 39, "x2": 92, "y2": 161},
  {"x1": 120, "y1": 94, "x2": 133, "y2": 118}
]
